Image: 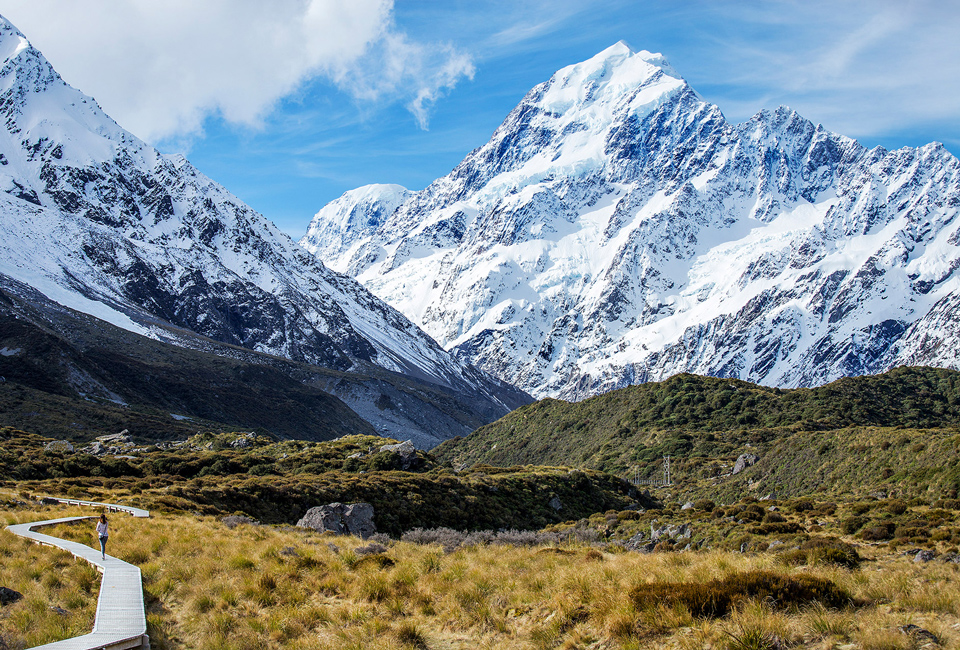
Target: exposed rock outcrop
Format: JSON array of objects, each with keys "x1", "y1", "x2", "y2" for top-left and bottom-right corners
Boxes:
[
  {"x1": 732, "y1": 453, "x2": 760, "y2": 475},
  {"x1": 297, "y1": 502, "x2": 376, "y2": 539}
]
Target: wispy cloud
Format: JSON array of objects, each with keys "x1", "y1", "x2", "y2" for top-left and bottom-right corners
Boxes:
[
  {"x1": 649, "y1": 0, "x2": 960, "y2": 142},
  {"x1": 329, "y1": 32, "x2": 475, "y2": 130}
]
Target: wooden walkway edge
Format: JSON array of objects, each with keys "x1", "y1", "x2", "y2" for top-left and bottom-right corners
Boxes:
[{"x1": 5, "y1": 497, "x2": 151, "y2": 650}]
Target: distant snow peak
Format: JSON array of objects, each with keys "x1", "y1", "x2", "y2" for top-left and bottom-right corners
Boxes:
[{"x1": 303, "y1": 42, "x2": 960, "y2": 400}]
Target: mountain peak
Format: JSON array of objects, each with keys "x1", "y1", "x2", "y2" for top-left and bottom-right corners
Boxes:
[
  {"x1": 306, "y1": 41, "x2": 960, "y2": 400},
  {"x1": 534, "y1": 42, "x2": 688, "y2": 133},
  {"x1": 0, "y1": 16, "x2": 31, "y2": 65}
]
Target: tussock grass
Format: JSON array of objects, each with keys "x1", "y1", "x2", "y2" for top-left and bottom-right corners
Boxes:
[
  {"x1": 0, "y1": 506, "x2": 100, "y2": 648},
  {"x1": 3, "y1": 498, "x2": 960, "y2": 649}
]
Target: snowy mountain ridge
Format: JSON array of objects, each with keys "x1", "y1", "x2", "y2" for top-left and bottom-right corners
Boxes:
[
  {"x1": 0, "y1": 15, "x2": 528, "y2": 443},
  {"x1": 303, "y1": 42, "x2": 960, "y2": 399}
]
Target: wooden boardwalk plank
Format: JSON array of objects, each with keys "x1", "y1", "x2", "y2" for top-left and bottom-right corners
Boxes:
[{"x1": 5, "y1": 501, "x2": 150, "y2": 650}]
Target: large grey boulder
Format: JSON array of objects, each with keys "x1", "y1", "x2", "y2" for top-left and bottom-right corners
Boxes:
[
  {"x1": 297, "y1": 502, "x2": 376, "y2": 539},
  {"x1": 732, "y1": 453, "x2": 760, "y2": 475}
]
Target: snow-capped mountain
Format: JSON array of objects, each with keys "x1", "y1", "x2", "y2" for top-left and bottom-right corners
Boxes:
[
  {"x1": 303, "y1": 41, "x2": 960, "y2": 399},
  {"x1": 0, "y1": 15, "x2": 528, "y2": 438}
]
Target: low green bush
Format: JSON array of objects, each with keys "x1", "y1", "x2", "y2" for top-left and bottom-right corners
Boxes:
[
  {"x1": 629, "y1": 570, "x2": 851, "y2": 618},
  {"x1": 775, "y1": 537, "x2": 861, "y2": 569},
  {"x1": 886, "y1": 499, "x2": 908, "y2": 515},
  {"x1": 860, "y1": 522, "x2": 896, "y2": 541},
  {"x1": 840, "y1": 516, "x2": 869, "y2": 535}
]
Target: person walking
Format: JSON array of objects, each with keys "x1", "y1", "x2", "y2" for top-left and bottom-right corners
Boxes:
[{"x1": 96, "y1": 514, "x2": 108, "y2": 559}]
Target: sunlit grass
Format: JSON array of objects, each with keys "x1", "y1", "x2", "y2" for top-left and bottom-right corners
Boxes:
[{"x1": 3, "y1": 496, "x2": 960, "y2": 649}]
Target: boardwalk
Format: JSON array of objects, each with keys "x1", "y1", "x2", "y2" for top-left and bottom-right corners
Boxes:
[{"x1": 5, "y1": 498, "x2": 151, "y2": 650}]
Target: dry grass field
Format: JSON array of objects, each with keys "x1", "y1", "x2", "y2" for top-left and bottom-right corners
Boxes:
[{"x1": 2, "y1": 497, "x2": 959, "y2": 650}]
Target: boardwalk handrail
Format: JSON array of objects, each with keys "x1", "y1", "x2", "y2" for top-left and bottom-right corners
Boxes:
[
  {"x1": 38, "y1": 497, "x2": 149, "y2": 518},
  {"x1": 5, "y1": 498, "x2": 151, "y2": 650}
]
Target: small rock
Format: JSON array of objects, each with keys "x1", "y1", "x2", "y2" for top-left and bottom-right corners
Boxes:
[
  {"x1": 914, "y1": 550, "x2": 937, "y2": 563},
  {"x1": 548, "y1": 496, "x2": 563, "y2": 511},
  {"x1": 86, "y1": 441, "x2": 106, "y2": 455},
  {"x1": 0, "y1": 587, "x2": 23, "y2": 606},
  {"x1": 221, "y1": 515, "x2": 259, "y2": 529},
  {"x1": 39, "y1": 497, "x2": 60, "y2": 505},
  {"x1": 380, "y1": 440, "x2": 416, "y2": 457},
  {"x1": 44, "y1": 440, "x2": 74, "y2": 453},
  {"x1": 681, "y1": 501, "x2": 694, "y2": 510},
  {"x1": 732, "y1": 453, "x2": 760, "y2": 475},
  {"x1": 97, "y1": 432, "x2": 131, "y2": 445},
  {"x1": 379, "y1": 440, "x2": 419, "y2": 469},
  {"x1": 898, "y1": 623, "x2": 940, "y2": 646}
]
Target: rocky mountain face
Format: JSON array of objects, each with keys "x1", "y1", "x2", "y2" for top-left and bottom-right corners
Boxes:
[
  {"x1": 303, "y1": 42, "x2": 960, "y2": 399},
  {"x1": 0, "y1": 16, "x2": 529, "y2": 445}
]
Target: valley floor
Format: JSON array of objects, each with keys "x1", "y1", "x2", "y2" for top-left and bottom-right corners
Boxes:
[{"x1": 2, "y1": 497, "x2": 959, "y2": 650}]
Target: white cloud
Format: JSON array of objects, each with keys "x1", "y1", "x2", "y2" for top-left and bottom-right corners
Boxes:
[{"x1": 0, "y1": 0, "x2": 474, "y2": 142}]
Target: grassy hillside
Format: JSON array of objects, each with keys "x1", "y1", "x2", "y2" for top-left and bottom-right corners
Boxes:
[
  {"x1": 433, "y1": 367, "x2": 960, "y2": 494},
  {"x1": 0, "y1": 428, "x2": 649, "y2": 536}
]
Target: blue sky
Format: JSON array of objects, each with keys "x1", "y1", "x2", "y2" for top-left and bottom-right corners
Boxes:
[{"x1": 4, "y1": 0, "x2": 960, "y2": 237}]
